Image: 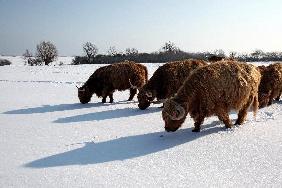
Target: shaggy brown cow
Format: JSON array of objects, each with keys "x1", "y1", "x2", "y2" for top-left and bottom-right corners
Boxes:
[
  {"x1": 258, "y1": 63, "x2": 282, "y2": 108},
  {"x1": 78, "y1": 60, "x2": 148, "y2": 104},
  {"x1": 137, "y1": 59, "x2": 207, "y2": 110},
  {"x1": 162, "y1": 61, "x2": 261, "y2": 132}
]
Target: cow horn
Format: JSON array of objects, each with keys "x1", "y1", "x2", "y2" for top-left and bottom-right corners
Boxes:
[{"x1": 165, "y1": 100, "x2": 186, "y2": 120}]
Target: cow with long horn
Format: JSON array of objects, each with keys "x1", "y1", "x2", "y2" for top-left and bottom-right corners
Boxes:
[
  {"x1": 162, "y1": 61, "x2": 261, "y2": 132},
  {"x1": 78, "y1": 60, "x2": 148, "y2": 104},
  {"x1": 137, "y1": 59, "x2": 207, "y2": 110}
]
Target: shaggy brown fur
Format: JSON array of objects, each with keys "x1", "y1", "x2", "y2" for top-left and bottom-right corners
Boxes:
[
  {"x1": 78, "y1": 60, "x2": 148, "y2": 104},
  {"x1": 258, "y1": 63, "x2": 282, "y2": 108},
  {"x1": 162, "y1": 61, "x2": 261, "y2": 132},
  {"x1": 137, "y1": 59, "x2": 207, "y2": 110},
  {"x1": 257, "y1": 65, "x2": 267, "y2": 73}
]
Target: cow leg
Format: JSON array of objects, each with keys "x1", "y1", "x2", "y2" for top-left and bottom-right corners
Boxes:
[
  {"x1": 217, "y1": 111, "x2": 232, "y2": 128},
  {"x1": 267, "y1": 91, "x2": 276, "y2": 106},
  {"x1": 102, "y1": 97, "x2": 107, "y2": 103},
  {"x1": 235, "y1": 96, "x2": 254, "y2": 125},
  {"x1": 267, "y1": 98, "x2": 273, "y2": 106},
  {"x1": 101, "y1": 89, "x2": 108, "y2": 103},
  {"x1": 235, "y1": 109, "x2": 248, "y2": 125},
  {"x1": 109, "y1": 93, "x2": 114, "y2": 103},
  {"x1": 128, "y1": 88, "x2": 137, "y2": 101},
  {"x1": 192, "y1": 115, "x2": 204, "y2": 132},
  {"x1": 275, "y1": 91, "x2": 281, "y2": 101}
]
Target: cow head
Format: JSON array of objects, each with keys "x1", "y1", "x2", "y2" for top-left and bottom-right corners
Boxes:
[
  {"x1": 137, "y1": 89, "x2": 155, "y2": 110},
  {"x1": 77, "y1": 85, "x2": 92, "y2": 104},
  {"x1": 162, "y1": 98, "x2": 186, "y2": 132}
]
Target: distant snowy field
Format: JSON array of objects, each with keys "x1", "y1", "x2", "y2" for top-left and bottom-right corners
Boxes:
[
  {"x1": 0, "y1": 55, "x2": 75, "y2": 66},
  {"x1": 0, "y1": 56, "x2": 281, "y2": 187}
]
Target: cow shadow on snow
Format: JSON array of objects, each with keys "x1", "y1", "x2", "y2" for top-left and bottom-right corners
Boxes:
[
  {"x1": 25, "y1": 121, "x2": 226, "y2": 168},
  {"x1": 53, "y1": 106, "x2": 161, "y2": 123},
  {"x1": 3, "y1": 100, "x2": 138, "y2": 115}
]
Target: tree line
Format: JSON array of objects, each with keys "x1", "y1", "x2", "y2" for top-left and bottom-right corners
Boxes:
[{"x1": 23, "y1": 41, "x2": 282, "y2": 66}]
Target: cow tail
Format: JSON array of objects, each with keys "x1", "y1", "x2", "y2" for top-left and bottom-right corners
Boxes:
[
  {"x1": 144, "y1": 67, "x2": 148, "y2": 83},
  {"x1": 252, "y1": 95, "x2": 259, "y2": 118}
]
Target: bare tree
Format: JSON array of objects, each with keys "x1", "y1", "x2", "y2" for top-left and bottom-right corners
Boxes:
[
  {"x1": 251, "y1": 49, "x2": 264, "y2": 60},
  {"x1": 229, "y1": 51, "x2": 237, "y2": 59},
  {"x1": 108, "y1": 46, "x2": 118, "y2": 56},
  {"x1": 161, "y1": 41, "x2": 180, "y2": 53},
  {"x1": 22, "y1": 49, "x2": 33, "y2": 60},
  {"x1": 125, "y1": 48, "x2": 139, "y2": 55},
  {"x1": 83, "y1": 42, "x2": 98, "y2": 62},
  {"x1": 213, "y1": 49, "x2": 225, "y2": 57},
  {"x1": 36, "y1": 41, "x2": 58, "y2": 65},
  {"x1": 22, "y1": 49, "x2": 40, "y2": 66}
]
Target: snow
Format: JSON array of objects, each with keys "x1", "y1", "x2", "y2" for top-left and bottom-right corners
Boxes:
[{"x1": 0, "y1": 57, "x2": 281, "y2": 187}]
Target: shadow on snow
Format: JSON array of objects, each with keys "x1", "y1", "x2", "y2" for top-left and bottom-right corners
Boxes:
[
  {"x1": 2, "y1": 100, "x2": 138, "y2": 115},
  {"x1": 53, "y1": 107, "x2": 161, "y2": 123},
  {"x1": 24, "y1": 121, "x2": 225, "y2": 168}
]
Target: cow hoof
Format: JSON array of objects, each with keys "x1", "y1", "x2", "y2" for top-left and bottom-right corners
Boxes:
[
  {"x1": 225, "y1": 125, "x2": 232, "y2": 129},
  {"x1": 234, "y1": 121, "x2": 241, "y2": 125}
]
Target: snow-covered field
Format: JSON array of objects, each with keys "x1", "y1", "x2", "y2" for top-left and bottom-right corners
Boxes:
[{"x1": 0, "y1": 57, "x2": 281, "y2": 187}]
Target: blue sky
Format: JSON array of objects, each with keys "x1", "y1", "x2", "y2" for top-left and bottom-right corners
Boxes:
[{"x1": 0, "y1": 0, "x2": 282, "y2": 56}]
